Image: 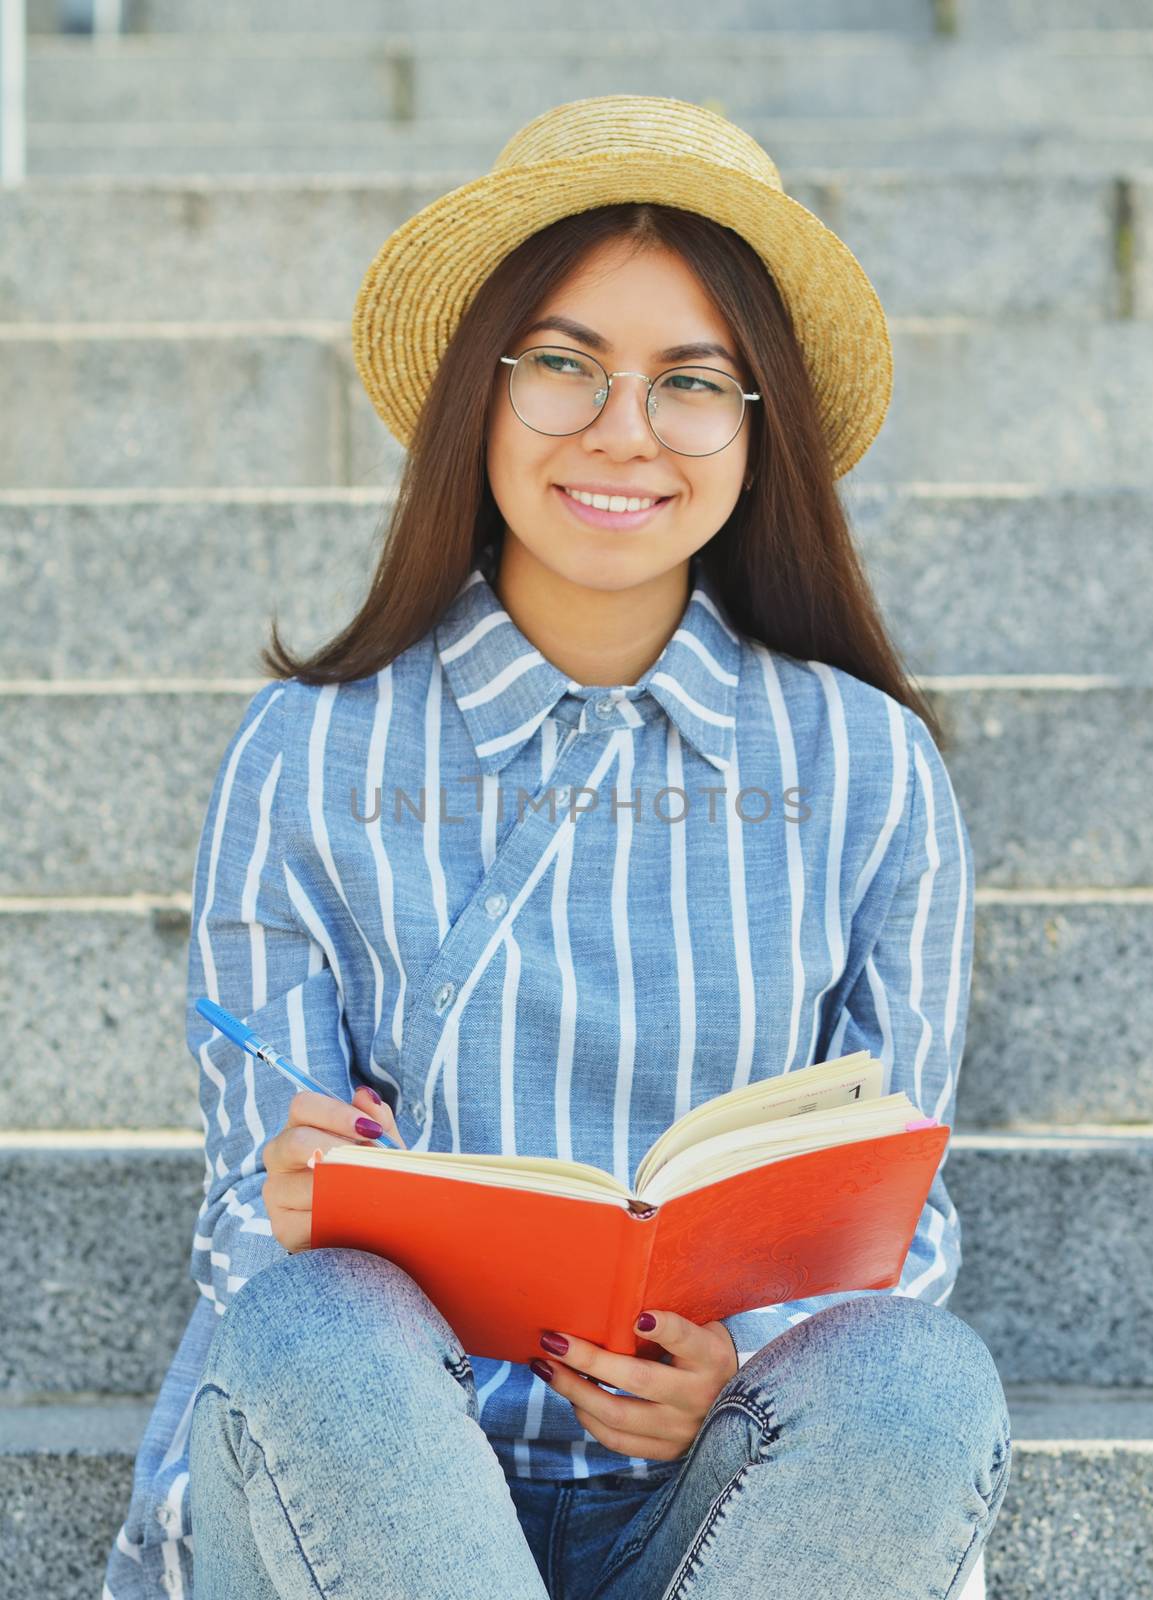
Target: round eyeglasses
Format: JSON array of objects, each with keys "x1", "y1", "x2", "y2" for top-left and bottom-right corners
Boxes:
[{"x1": 499, "y1": 345, "x2": 761, "y2": 458}]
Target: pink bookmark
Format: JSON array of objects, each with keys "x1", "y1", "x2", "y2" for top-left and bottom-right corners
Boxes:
[{"x1": 905, "y1": 1117, "x2": 937, "y2": 1131}]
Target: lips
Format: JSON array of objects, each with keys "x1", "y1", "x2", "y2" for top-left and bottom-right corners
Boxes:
[{"x1": 552, "y1": 481, "x2": 674, "y2": 531}]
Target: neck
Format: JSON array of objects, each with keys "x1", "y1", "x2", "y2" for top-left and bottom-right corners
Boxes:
[{"x1": 491, "y1": 535, "x2": 693, "y2": 690}]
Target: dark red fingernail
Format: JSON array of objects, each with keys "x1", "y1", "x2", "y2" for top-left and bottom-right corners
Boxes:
[
  {"x1": 363, "y1": 1086, "x2": 383, "y2": 1105},
  {"x1": 530, "y1": 1358, "x2": 554, "y2": 1382},
  {"x1": 355, "y1": 1116, "x2": 383, "y2": 1138},
  {"x1": 540, "y1": 1332, "x2": 568, "y2": 1356},
  {"x1": 636, "y1": 1312, "x2": 657, "y2": 1332}
]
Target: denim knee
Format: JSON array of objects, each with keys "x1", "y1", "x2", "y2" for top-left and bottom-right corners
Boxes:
[
  {"x1": 739, "y1": 1294, "x2": 1011, "y2": 1465},
  {"x1": 198, "y1": 1247, "x2": 472, "y2": 1401}
]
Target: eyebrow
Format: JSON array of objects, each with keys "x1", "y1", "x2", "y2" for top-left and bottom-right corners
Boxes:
[{"x1": 519, "y1": 315, "x2": 741, "y2": 369}]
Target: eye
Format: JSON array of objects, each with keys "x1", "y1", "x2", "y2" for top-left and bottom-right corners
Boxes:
[
  {"x1": 663, "y1": 372, "x2": 724, "y2": 393},
  {"x1": 534, "y1": 352, "x2": 588, "y2": 375}
]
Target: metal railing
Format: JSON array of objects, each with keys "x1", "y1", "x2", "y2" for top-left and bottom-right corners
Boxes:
[
  {"x1": 0, "y1": 0, "x2": 27, "y2": 187},
  {"x1": 1, "y1": 0, "x2": 124, "y2": 187}
]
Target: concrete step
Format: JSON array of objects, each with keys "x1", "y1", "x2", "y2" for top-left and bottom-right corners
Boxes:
[
  {"x1": 958, "y1": 0, "x2": 1153, "y2": 35},
  {"x1": 22, "y1": 31, "x2": 1153, "y2": 126},
  {"x1": 0, "y1": 1386, "x2": 1149, "y2": 1599},
  {"x1": 2, "y1": 891, "x2": 1149, "y2": 1133},
  {"x1": 1, "y1": 321, "x2": 1152, "y2": 489},
  {"x1": 1, "y1": 1133, "x2": 1151, "y2": 1396},
  {"x1": 0, "y1": 172, "x2": 1140, "y2": 323},
  {"x1": 28, "y1": 0, "x2": 939, "y2": 34},
  {"x1": 841, "y1": 485, "x2": 1153, "y2": 677},
  {"x1": 25, "y1": 0, "x2": 1153, "y2": 38},
  {"x1": 24, "y1": 114, "x2": 1153, "y2": 178},
  {"x1": 2, "y1": 487, "x2": 1150, "y2": 680},
  {"x1": 0, "y1": 680, "x2": 1150, "y2": 894},
  {"x1": 2, "y1": 1386, "x2": 1151, "y2": 1599},
  {"x1": 0, "y1": 326, "x2": 354, "y2": 490}
]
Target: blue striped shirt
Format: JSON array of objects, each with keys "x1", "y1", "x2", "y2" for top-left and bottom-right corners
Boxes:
[{"x1": 104, "y1": 541, "x2": 974, "y2": 1598}]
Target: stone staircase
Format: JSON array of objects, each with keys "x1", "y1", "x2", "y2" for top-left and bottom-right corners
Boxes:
[{"x1": 1, "y1": 2, "x2": 1152, "y2": 1596}]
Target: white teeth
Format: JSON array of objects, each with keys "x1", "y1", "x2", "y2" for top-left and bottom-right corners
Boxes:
[{"x1": 563, "y1": 486, "x2": 658, "y2": 513}]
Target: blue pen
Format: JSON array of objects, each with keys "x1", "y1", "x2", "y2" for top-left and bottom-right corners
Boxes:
[{"x1": 194, "y1": 996, "x2": 402, "y2": 1149}]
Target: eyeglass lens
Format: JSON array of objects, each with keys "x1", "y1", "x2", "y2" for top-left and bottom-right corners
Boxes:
[{"x1": 508, "y1": 346, "x2": 746, "y2": 455}]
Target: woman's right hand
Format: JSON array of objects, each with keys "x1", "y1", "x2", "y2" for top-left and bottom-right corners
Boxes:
[{"x1": 264, "y1": 1085, "x2": 407, "y2": 1253}]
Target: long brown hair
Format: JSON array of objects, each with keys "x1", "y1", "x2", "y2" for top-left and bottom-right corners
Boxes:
[{"x1": 262, "y1": 202, "x2": 944, "y2": 749}]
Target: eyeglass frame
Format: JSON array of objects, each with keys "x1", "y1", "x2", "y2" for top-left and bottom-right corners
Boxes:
[{"x1": 498, "y1": 345, "x2": 761, "y2": 459}]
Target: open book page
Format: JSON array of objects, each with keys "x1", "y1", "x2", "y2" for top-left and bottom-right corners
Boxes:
[
  {"x1": 322, "y1": 1051, "x2": 898, "y2": 1208},
  {"x1": 631, "y1": 1050, "x2": 883, "y2": 1195},
  {"x1": 636, "y1": 1091, "x2": 917, "y2": 1206},
  {"x1": 325, "y1": 1145, "x2": 636, "y2": 1201}
]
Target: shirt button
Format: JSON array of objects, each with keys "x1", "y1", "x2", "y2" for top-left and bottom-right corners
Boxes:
[
  {"x1": 412, "y1": 1101, "x2": 426, "y2": 1125},
  {"x1": 594, "y1": 697, "x2": 616, "y2": 719},
  {"x1": 433, "y1": 980, "x2": 455, "y2": 1013},
  {"x1": 484, "y1": 891, "x2": 507, "y2": 919}
]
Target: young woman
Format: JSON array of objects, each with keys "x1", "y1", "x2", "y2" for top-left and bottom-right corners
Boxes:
[{"x1": 104, "y1": 95, "x2": 1011, "y2": 1600}]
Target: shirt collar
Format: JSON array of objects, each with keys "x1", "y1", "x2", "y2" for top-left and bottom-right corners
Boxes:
[{"x1": 435, "y1": 545, "x2": 742, "y2": 777}]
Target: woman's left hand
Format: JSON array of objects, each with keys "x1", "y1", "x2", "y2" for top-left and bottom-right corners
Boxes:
[{"x1": 532, "y1": 1311, "x2": 740, "y2": 1462}]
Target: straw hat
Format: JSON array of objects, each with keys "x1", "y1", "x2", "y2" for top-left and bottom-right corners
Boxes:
[{"x1": 351, "y1": 93, "x2": 893, "y2": 480}]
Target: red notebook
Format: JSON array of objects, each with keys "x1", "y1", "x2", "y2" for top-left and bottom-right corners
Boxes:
[{"x1": 309, "y1": 1049, "x2": 949, "y2": 1367}]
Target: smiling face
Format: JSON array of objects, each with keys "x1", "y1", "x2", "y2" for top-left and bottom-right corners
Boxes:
[{"x1": 485, "y1": 237, "x2": 752, "y2": 599}]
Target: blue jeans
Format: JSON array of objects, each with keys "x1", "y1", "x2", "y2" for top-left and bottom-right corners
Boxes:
[{"x1": 188, "y1": 1248, "x2": 1011, "y2": 1599}]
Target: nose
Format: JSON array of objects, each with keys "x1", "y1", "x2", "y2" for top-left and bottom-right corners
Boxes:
[{"x1": 585, "y1": 372, "x2": 661, "y2": 453}]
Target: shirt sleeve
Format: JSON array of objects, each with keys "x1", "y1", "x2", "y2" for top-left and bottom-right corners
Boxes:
[
  {"x1": 721, "y1": 703, "x2": 976, "y2": 1368},
  {"x1": 187, "y1": 678, "x2": 355, "y2": 1317}
]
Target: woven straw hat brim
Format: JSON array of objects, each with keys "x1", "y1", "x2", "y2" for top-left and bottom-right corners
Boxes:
[{"x1": 351, "y1": 149, "x2": 893, "y2": 481}]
